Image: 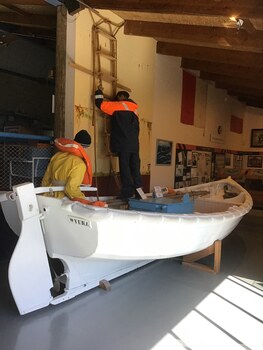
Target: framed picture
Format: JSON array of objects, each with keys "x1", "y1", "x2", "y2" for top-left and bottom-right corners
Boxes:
[
  {"x1": 187, "y1": 151, "x2": 192, "y2": 166},
  {"x1": 247, "y1": 155, "x2": 263, "y2": 168},
  {"x1": 191, "y1": 152, "x2": 198, "y2": 167},
  {"x1": 156, "y1": 139, "x2": 173, "y2": 165},
  {"x1": 225, "y1": 153, "x2": 234, "y2": 168},
  {"x1": 250, "y1": 129, "x2": 263, "y2": 147}
]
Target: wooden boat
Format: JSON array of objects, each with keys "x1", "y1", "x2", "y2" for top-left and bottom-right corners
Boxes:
[{"x1": 0, "y1": 177, "x2": 252, "y2": 315}]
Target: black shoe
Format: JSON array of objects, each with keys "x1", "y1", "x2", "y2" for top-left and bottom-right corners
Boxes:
[
  {"x1": 134, "y1": 192, "x2": 141, "y2": 200},
  {"x1": 116, "y1": 195, "x2": 129, "y2": 203}
]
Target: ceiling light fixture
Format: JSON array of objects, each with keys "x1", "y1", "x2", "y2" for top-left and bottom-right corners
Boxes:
[
  {"x1": 236, "y1": 18, "x2": 244, "y2": 30},
  {"x1": 229, "y1": 16, "x2": 244, "y2": 30}
]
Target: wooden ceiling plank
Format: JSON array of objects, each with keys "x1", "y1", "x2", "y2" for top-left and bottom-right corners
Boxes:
[
  {"x1": 0, "y1": 23, "x2": 56, "y2": 40},
  {"x1": 181, "y1": 58, "x2": 263, "y2": 81},
  {"x1": 216, "y1": 83, "x2": 263, "y2": 96},
  {"x1": 0, "y1": 0, "x2": 48, "y2": 5},
  {"x1": 157, "y1": 42, "x2": 263, "y2": 68},
  {"x1": 237, "y1": 96, "x2": 263, "y2": 108},
  {"x1": 84, "y1": 0, "x2": 262, "y2": 18},
  {"x1": 237, "y1": 93, "x2": 263, "y2": 99},
  {"x1": 124, "y1": 20, "x2": 263, "y2": 53},
  {"x1": 118, "y1": 11, "x2": 263, "y2": 30},
  {"x1": 0, "y1": 12, "x2": 56, "y2": 28},
  {"x1": 200, "y1": 71, "x2": 262, "y2": 90},
  {"x1": 2, "y1": 4, "x2": 29, "y2": 15}
]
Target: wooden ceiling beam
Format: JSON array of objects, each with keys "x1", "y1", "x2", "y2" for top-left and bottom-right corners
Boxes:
[
  {"x1": 0, "y1": 0, "x2": 48, "y2": 4},
  {"x1": 181, "y1": 58, "x2": 263, "y2": 81},
  {"x1": 124, "y1": 20, "x2": 263, "y2": 53},
  {"x1": 0, "y1": 22, "x2": 56, "y2": 40},
  {"x1": 0, "y1": 12, "x2": 56, "y2": 28},
  {"x1": 216, "y1": 83, "x2": 263, "y2": 97},
  {"x1": 118, "y1": 11, "x2": 263, "y2": 31},
  {"x1": 157, "y1": 42, "x2": 263, "y2": 68},
  {"x1": 84, "y1": 0, "x2": 262, "y2": 18},
  {"x1": 200, "y1": 72, "x2": 261, "y2": 90},
  {"x1": 237, "y1": 96, "x2": 263, "y2": 108},
  {"x1": 1, "y1": 4, "x2": 29, "y2": 15}
]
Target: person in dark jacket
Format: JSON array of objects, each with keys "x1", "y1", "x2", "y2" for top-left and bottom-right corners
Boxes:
[{"x1": 95, "y1": 88, "x2": 142, "y2": 199}]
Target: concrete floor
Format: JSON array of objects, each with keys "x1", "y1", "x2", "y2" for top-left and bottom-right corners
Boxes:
[{"x1": 0, "y1": 209, "x2": 262, "y2": 350}]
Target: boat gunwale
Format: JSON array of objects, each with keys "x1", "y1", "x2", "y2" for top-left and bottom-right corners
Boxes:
[{"x1": 36, "y1": 177, "x2": 253, "y2": 221}]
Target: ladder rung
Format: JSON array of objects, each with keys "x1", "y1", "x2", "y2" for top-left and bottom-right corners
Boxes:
[
  {"x1": 95, "y1": 29, "x2": 116, "y2": 41},
  {"x1": 96, "y1": 51, "x2": 117, "y2": 61},
  {"x1": 96, "y1": 72, "x2": 117, "y2": 82}
]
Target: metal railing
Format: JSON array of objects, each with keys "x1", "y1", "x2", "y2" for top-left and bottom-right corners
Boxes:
[{"x1": 0, "y1": 132, "x2": 54, "y2": 191}]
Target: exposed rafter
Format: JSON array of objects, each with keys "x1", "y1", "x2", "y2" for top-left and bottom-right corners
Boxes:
[
  {"x1": 157, "y1": 42, "x2": 263, "y2": 68},
  {"x1": 0, "y1": 12, "x2": 56, "y2": 28},
  {"x1": 181, "y1": 58, "x2": 263, "y2": 82},
  {"x1": 0, "y1": 0, "x2": 48, "y2": 4},
  {"x1": 124, "y1": 20, "x2": 263, "y2": 53},
  {"x1": 83, "y1": 0, "x2": 263, "y2": 19},
  {"x1": 200, "y1": 72, "x2": 261, "y2": 90}
]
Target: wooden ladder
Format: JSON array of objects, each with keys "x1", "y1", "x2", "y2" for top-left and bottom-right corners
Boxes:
[{"x1": 92, "y1": 24, "x2": 121, "y2": 190}]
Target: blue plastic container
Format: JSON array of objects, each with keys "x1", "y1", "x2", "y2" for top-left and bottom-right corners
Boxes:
[{"x1": 129, "y1": 194, "x2": 194, "y2": 214}]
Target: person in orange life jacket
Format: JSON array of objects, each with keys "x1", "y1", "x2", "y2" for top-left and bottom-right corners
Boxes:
[
  {"x1": 95, "y1": 88, "x2": 143, "y2": 199},
  {"x1": 41, "y1": 130, "x2": 107, "y2": 207}
]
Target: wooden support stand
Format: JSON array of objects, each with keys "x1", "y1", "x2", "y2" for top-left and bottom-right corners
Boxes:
[
  {"x1": 182, "y1": 240, "x2": 222, "y2": 274},
  {"x1": 99, "y1": 279, "x2": 111, "y2": 291}
]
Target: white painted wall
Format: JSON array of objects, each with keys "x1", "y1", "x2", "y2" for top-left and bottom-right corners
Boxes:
[
  {"x1": 150, "y1": 54, "x2": 263, "y2": 190},
  {"x1": 64, "y1": 8, "x2": 263, "y2": 190}
]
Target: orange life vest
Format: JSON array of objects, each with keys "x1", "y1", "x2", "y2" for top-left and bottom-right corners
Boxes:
[
  {"x1": 54, "y1": 138, "x2": 92, "y2": 185},
  {"x1": 100, "y1": 100, "x2": 138, "y2": 116}
]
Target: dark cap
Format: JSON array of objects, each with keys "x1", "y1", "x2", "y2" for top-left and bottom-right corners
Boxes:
[
  {"x1": 115, "y1": 90, "x2": 130, "y2": 100},
  {"x1": 74, "y1": 129, "x2": 91, "y2": 147}
]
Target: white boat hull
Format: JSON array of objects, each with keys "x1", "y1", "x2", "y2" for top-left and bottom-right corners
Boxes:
[
  {"x1": 0, "y1": 178, "x2": 252, "y2": 314},
  {"x1": 39, "y1": 196, "x2": 245, "y2": 260}
]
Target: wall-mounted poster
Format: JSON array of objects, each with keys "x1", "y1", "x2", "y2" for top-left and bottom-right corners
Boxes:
[
  {"x1": 156, "y1": 139, "x2": 173, "y2": 165},
  {"x1": 194, "y1": 150, "x2": 212, "y2": 183},
  {"x1": 250, "y1": 129, "x2": 263, "y2": 147},
  {"x1": 175, "y1": 148, "x2": 212, "y2": 187},
  {"x1": 210, "y1": 124, "x2": 225, "y2": 144},
  {"x1": 187, "y1": 151, "x2": 193, "y2": 166},
  {"x1": 225, "y1": 153, "x2": 234, "y2": 168},
  {"x1": 192, "y1": 151, "x2": 198, "y2": 167},
  {"x1": 247, "y1": 155, "x2": 263, "y2": 168}
]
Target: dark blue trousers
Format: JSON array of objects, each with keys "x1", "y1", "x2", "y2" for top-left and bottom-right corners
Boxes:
[{"x1": 118, "y1": 152, "x2": 142, "y2": 198}]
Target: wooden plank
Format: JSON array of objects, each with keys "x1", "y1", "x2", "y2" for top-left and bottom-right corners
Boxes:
[
  {"x1": 84, "y1": 0, "x2": 262, "y2": 19},
  {"x1": 182, "y1": 240, "x2": 222, "y2": 274},
  {"x1": 124, "y1": 20, "x2": 263, "y2": 53},
  {"x1": 0, "y1": 0, "x2": 48, "y2": 4},
  {"x1": 157, "y1": 42, "x2": 263, "y2": 68},
  {"x1": 0, "y1": 12, "x2": 56, "y2": 28},
  {"x1": 214, "y1": 240, "x2": 221, "y2": 274},
  {"x1": 181, "y1": 58, "x2": 263, "y2": 81},
  {"x1": 54, "y1": 5, "x2": 66, "y2": 138},
  {"x1": 217, "y1": 83, "x2": 263, "y2": 96},
  {"x1": 200, "y1": 72, "x2": 261, "y2": 90}
]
